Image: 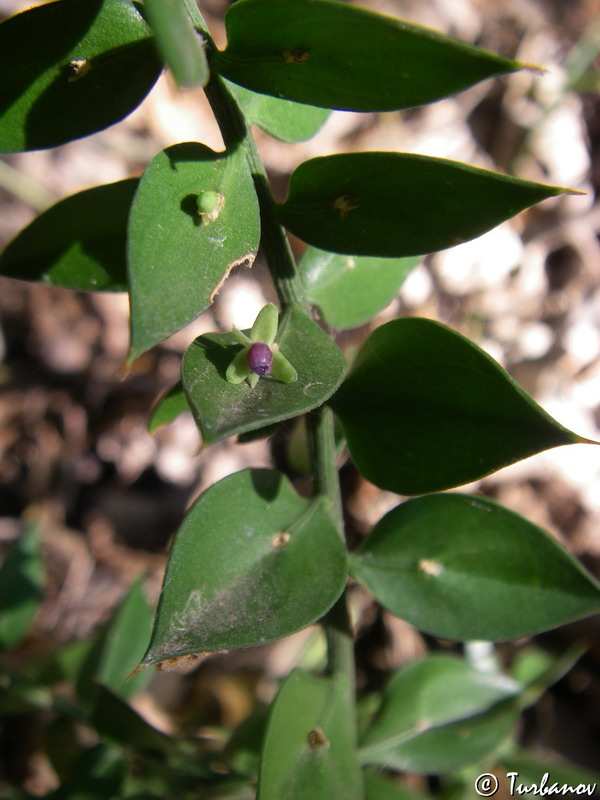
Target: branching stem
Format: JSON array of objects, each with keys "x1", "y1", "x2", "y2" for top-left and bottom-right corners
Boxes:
[{"x1": 203, "y1": 46, "x2": 354, "y2": 720}]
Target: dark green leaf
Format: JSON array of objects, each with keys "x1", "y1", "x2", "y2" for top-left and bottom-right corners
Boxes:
[
  {"x1": 216, "y1": 0, "x2": 520, "y2": 112},
  {"x1": 0, "y1": 665, "x2": 53, "y2": 715},
  {"x1": 0, "y1": 523, "x2": 44, "y2": 649},
  {"x1": 257, "y1": 669, "x2": 362, "y2": 800},
  {"x1": 128, "y1": 142, "x2": 260, "y2": 360},
  {"x1": 144, "y1": 0, "x2": 209, "y2": 88},
  {"x1": 360, "y1": 655, "x2": 520, "y2": 773},
  {"x1": 0, "y1": 179, "x2": 136, "y2": 291},
  {"x1": 277, "y1": 152, "x2": 569, "y2": 257},
  {"x1": 90, "y1": 684, "x2": 179, "y2": 758},
  {"x1": 148, "y1": 382, "x2": 190, "y2": 433},
  {"x1": 37, "y1": 637, "x2": 95, "y2": 687},
  {"x1": 223, "y1": 705, "x2": 270, "y2": 779},
  {"x1": 75, "y1": 578, "x2": 153, "y2": 704},
  {"x1": 237, "y1": 423, "x2": 281, "y2": 444},
  {"x1": 510, "y1": 644, "x2": 585, "y2": 700},
  {"x1": 94, "y1": 577, "x2": 153, "y2": 698},
  {"x1": 330, "y1": 318, "x2": 587, "y2": 494},
  {"x1": 300, "y1": 247, "x2": 419, "y2": 329},
  {"x1": 0, "y1": 0, "x2": 162, "y2": 152},
  {"x1": 351, "y1": 494, "x2": 600, "y2": 641},
  {"x1": 225, "y1": 80, "x2": 330, "y2": 143},
  {"x1": 182, "y1": 307, "x2": 346, "y2": 446},
  {"x1": 364, "y1": 772, "x2": 429, "y2": 800},
  {"x1": 52, "y1": 743, "x2": 127, "y2": 800},
  {"x1": 141, "y1": 469, "x2": 347, "y2": 665}
]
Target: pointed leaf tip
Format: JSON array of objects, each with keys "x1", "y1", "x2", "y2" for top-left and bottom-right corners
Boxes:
[
  {"x1": 128, "y1": 142, "x2": 260, "y2": 359},
  {"x1": 331, "y1": 317, "x2": 587, "y2": 494},
  {"x1": 277, "y1": 152, "x2": 568, "y2": 258},
  {"x1": 351, "y1": 494, "x2": 600, "y2": 642},
  {"x1": 0, "y1": 179, "x2": 136, "y2": 290},
  {"x1": 142, "y1": 470, "x2": 347, "y2": 664},
  {"x1": 217, "y1": 0, "x2": 521, "y2": 113}
]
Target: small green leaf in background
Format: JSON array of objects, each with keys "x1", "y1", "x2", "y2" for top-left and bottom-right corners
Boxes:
[
  {"x1": 182, "y1": 307, "x2": 346, "y2": 445},
  {"x1": 0, "y1": 0, "x2": 162, "y2": 152},
  {"x1": 0, "y1": 522, "x2": 44, "y2": 649},
  {"x1": 299, "y1": 246, "x2": 419, "y2": 329},
  {"x1": 51, "y1": 742, "x2": 128, "y2": 800},
  {"x1": 0, "y1": 179, "x2": 137, "y2": 291},
  {"x1": 225, "y1": 80, "x2": 330, "y2": 143},
  {"x1": 510, "y1": 644, "x2": 585, "y2": 701},
  {"x1": 277, "y1": 152, "x2": 570, "y2": 257},
  {"x1": 90, "y1": 684, "x2": 179, "y2": 759},
  {"x1": 148, "y1": 382, "x2": 190, "y2": 433},
  {"x1": 360, "y1": 655, "x2": 521, "y2": 774},
  {"x1": 257, "y1": 669, "x2": 362, "y2": 800},
  {"x1": 127, "y1": 142, "x2": 260, "y2": 360},
  {"x1": 143, "y1": 0, "x2": 209, "y2": 88},
  {"x1": 330, "y1": 317, "x2": 589, "y2": 494},
  {"x1": 75, "y1": 577, "x2": 154, "y2": 703},
  {"x1": 0, "y1": 665, "x2": 53, "y2": 716},
  {"x1": 364, "y1": 771, "x2": 429, "y2": 800},
  {"x1": 216, "y1": 0, "x2": 521, "y2": 112},
  {"x1": 141, "y1": 469, "x2": 347, "y2": 666},
  {"x1": 350, "y1": 494, "x2": 600, "y2": 641},
  {"x1": 94, "y1": 577, "x2": 154, "y2": 698}
]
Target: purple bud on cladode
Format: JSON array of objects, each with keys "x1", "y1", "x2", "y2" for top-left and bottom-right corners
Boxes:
[{"x1": 247, "y1": 342, "x2": 273, "y2": 376}]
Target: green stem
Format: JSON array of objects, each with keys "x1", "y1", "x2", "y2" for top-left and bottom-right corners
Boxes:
[
  {"x1": 306, "y1": 407, "x2": 354, "y2": 703},
  {"x1": 204, "y1": 48, "x2": 355, "y2": 721},
  {"x1": 203, "y1": 72, "x2": 306, "y2": 310},
  {"x1": 322, "y1": 592, "x2": 354, "y2": 685},
  {"x1": 306, "y1": 405, "x2": 343, "y2": 531}
]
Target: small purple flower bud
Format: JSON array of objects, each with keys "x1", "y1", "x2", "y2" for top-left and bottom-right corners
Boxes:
[{"x1": 247, "y1": 342, "x2": 273, "y2": 376}]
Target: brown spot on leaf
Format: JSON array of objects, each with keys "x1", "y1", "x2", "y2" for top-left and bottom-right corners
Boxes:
[
  {"x1": 419, "y1": 558, "x2": 443, "y2": 577},
  {"x1": 67, "y1": 59, "x2": 92, "y2": 82},
  {"x1": 283, "y1": 49, "x2": 310, "y2": 64},
  {"x1": 272, "y1": 532, "x2": 290, "y2": 549},
  {"x1": 333, "y1": 195, "x2": 360, "y2": 218},
  {"x1": 307, "y1": 727, "x2": 329, "y2": 750}
]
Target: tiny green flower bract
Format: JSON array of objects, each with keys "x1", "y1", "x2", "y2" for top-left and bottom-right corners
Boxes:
[{"x1": 226, "y1": 304, "x2": 297, "y2": 388}]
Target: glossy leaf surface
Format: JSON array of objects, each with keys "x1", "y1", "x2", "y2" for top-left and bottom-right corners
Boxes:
[
  {"x1": 148, "y1": 382, "x2": 189, "y2": 433},
  {"x1": 128, "y1": 142, "x2": 260, "y2": 360},
  {"x1": 277, "y1": 153, "x2": 567, "y2": 257},
  {"x1": 300, "y1": 247, "x2": 419, "y2": 329},
  {"x1": 144, "y1": 0, "x2": 209, "y2": 88},
  {"x1": 0, "y1": 523, "x2": 44, "y2": 649},
  {"x1": 351, "y1": 494, "x2": 600, "y2": 641},
  {"x1": 141, "y1": 469, "x2": 347, "y2": 665},
  {"x1": 182, "y1": 307, "x2": 346, "y2": 445},
  {"x1": 258, "y1": 669, "x2": 362, "y2": 800},
  {"x1": 330, "y1": 318, "x2": 584, "y2": 494},
  {"x1": 360, "y1": 655, "x2": 520, "y2": 773},
  {"x1": 0, "y1": 0, "x2": 162, "y2": 152},
  {"x1": 0, "y1": 179, "x2": 136, "y2": 291},
  {"x1": 216, "y1": 0, "x2": 520, "y2": 112},
  {"x1": 226, "y1": 80, "x2": 330, "y2": 142}
]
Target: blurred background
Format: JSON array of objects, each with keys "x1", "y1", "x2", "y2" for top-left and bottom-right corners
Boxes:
[{"x1": 0, "y1": 0, "x2": 599, "y2": 794}]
